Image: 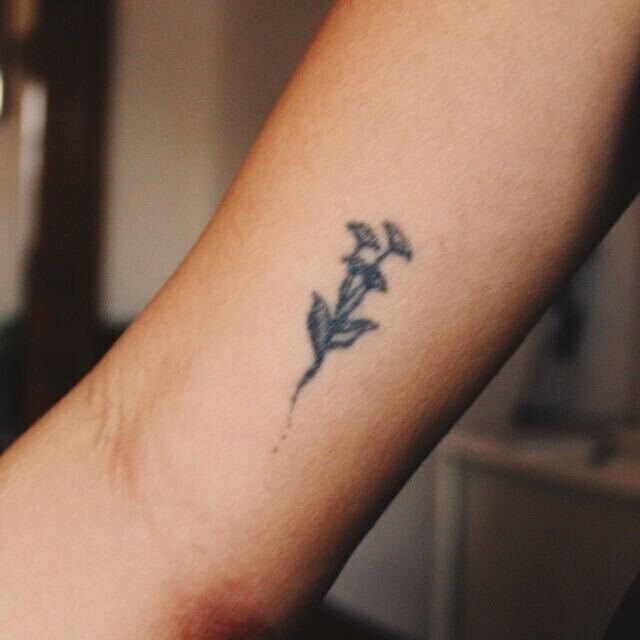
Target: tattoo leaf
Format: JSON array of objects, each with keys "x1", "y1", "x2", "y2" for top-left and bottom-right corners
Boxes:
[
  {"x1": 307, "y1": 292, "x2": 332, "y2": 360},
  {"x1": 329, "y1": 334, "x2": 367, "y2": 349},
  {"x1": 336, "y1": 318, "x2": 379, "y2": 333},
  {"x1": 330, "y1": 318, "x2": 379, "y2": 348}
]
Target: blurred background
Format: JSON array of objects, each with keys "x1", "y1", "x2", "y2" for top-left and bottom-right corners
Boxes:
[{"x1": 1, "y1": 2, "x2": 640, "y2": 639}]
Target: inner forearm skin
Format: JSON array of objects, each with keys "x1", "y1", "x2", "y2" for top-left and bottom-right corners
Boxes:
[{"x1": 1, "y1": 1, "x2": 639, "y2": 638}]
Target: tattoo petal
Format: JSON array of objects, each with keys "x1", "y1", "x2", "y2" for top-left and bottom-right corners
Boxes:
[
  {"x1": 383, "y1": 221, "x2": 413, "y2": 260},
  {"x1": 362, "y1": 265, "x2": 387, "y2": 292},
  {"x1": 343, "y1": 254, "x2": 368, "y2": 275},
  {"x1": 347, "y1": 222, "x2": 381, "y2": 250}
]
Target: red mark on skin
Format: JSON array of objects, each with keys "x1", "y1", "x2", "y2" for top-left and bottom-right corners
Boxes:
[{"x1": 162, "y1": 579, "x2": 279, "y2": 640}]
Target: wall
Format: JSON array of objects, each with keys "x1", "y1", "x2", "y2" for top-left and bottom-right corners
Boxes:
[
  {"x1": 103, "y1": 0, "x2": 333, "y2": 321},
  {"x1": 0, "y1": 74, "x2": 22, "y2": 318},
  {"x1": 103, "y1": 1, "x2": 221, "y2": 320}
]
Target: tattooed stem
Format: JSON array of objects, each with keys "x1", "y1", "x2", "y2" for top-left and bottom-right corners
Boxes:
[
  {"x1": 292, "y1": 358, "x2": 323, "y2": 405},
  {"x1": 336, "y1": 284, "x2": 367, "y2": 319},
  {"x1": 374, "y1": 248, "x2": 392, "y2": 265}
]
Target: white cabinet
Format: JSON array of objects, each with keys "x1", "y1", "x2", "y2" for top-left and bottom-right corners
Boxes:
[{"x1": 433, "y1": 424, "x2": 640, "y2": 640}]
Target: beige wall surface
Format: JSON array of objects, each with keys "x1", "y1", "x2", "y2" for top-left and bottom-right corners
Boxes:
[
  {"x1": 102, "y1": 0, "x2": 331, "y2": 321},
  {"x1": 103, "y1": 1, "x2": 221, "y2": 320}
]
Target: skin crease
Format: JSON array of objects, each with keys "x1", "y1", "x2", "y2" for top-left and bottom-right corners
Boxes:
[{"x1": 0, "y1": 1, "x2": 639, "y2": 638}]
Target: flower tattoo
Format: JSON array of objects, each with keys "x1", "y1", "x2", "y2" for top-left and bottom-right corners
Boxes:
[{"x1": 276, "y1": 221, "x2": 413, "y2": 450}]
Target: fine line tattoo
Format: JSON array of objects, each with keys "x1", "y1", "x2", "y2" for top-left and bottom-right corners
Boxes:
[{"x1": 276, "y1": 221, "x2": 413, "y2": 449}]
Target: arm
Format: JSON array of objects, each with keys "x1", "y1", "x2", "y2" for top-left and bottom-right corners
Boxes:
[{"x1": 1, "y1": 1, "x2": 639, "y2": 637}]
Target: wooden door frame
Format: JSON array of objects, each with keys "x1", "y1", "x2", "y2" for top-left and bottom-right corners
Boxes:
[{"x1": 23, "y1": 0, "x2": 112, "y2": 425}]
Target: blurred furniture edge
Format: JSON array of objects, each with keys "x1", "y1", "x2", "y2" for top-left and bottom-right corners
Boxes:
[{"x1": 430, "y1": 419, "x2": 640, "y2": 640}]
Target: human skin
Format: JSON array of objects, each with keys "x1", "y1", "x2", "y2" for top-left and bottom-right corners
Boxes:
[{"x1": 1, "y1": 1, "x2": 639, "y2": 638}]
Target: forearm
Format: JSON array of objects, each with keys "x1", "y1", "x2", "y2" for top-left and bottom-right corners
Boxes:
[{"x1": 1, "y1": 1, "x2": 639, "y2": 638}]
